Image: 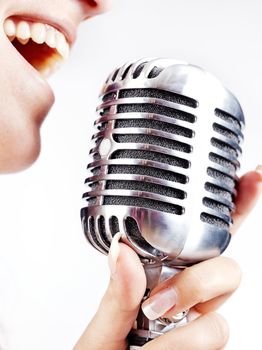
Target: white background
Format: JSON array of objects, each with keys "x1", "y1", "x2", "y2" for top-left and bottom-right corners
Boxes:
[{"x1": 0, "y1": 0, "x2": 262, "y2": 349}]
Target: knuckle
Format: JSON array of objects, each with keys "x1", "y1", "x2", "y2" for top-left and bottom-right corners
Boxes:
[
  {"x1": 206, "y1": 312, "x2": 230, "y2": 346},
  {"x1": 220, "y1": 256, "x2": 243, "y2": 289},
  {"x1": 183, "y1": 267, "x2": 207, "y2": 302}
]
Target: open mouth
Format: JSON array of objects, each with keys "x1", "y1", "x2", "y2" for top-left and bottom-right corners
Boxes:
[{"x1": 3, "y1": 16, "x2": 70, "y2": 77}]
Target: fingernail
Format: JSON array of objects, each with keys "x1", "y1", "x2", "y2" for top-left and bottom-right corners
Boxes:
[
  {"x1": 142, "y1": 287, "x2": 178, "y2": 320},
  {"x1": 255, "y1": 165, "x2": 262, "y2": 178},
  {"x1": 108, "y1": 232, "x2": 122, "y2": 280}
]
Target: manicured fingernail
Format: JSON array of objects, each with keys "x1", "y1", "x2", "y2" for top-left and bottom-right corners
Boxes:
[
  {"x1": 108, "y1": 232, "x2": 122, "y2": 280},
  {"x1": 142, "y1": 287, "x2": 178, "y2": 320},
  {"x1": 255, "y1": 165, "x2": 262, "y2": 178}
]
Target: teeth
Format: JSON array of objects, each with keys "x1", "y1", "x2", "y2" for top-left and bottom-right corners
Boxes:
[
  {"x1": 55, "y1": 31, "x2": 69, "y2": 59},
  {"x1": 3, "y1": 17, "x2": 70, "y2": 72},
  {"x1": 45, "y1": 27, "x2": 56, "y2": 48},
  {"x1": 31, "y1": 22, "x2": 46, "y2": 44},
  {"x1": 16, "y1": 21, "x2": 30, "y2": 40},
  {"x1": 4, "y1": 18, "x2": 16, "y2": 36}
]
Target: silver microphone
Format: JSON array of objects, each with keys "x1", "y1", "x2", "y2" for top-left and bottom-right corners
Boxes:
[{"x1": 81, "y1": 58, "x2": 244, "y2": 348}]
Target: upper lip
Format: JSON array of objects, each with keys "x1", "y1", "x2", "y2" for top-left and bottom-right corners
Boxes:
[{"x1": 5, "y1": 12, "x2": 77, "y2": 45}]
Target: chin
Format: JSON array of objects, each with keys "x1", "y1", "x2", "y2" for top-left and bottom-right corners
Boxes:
[{"x1": 0, "y1": 123, "x2": 42, "y2": 173}]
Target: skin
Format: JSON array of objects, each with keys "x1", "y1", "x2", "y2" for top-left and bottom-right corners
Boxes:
[
  {"x1": 0, "y1": 0, "x2": 111, "y2": 173},
  {"x1": 0, "y1": 1, "x2": 261, "y2": 349},
  {"x1": 75, "y1": 171, "x2": 262, "y2": 350}
]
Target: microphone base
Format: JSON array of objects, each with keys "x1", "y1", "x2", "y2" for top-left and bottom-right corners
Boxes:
[{"x1": 128, "y1": 262, "x2": 187, "y2": 348}]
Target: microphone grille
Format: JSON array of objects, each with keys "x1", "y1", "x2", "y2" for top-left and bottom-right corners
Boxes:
[{"x1": 81, "y1": 58, "x2": 244, "y2": 262}]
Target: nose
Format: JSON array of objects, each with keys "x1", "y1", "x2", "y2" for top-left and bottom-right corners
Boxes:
[{"x1": 79, "y1": 0, "x2": 113, "y2": 19}]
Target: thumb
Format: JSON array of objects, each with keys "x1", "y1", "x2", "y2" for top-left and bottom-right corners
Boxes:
[{"x1": 74, "y1": 234, "x2": 147, "y2": 350}]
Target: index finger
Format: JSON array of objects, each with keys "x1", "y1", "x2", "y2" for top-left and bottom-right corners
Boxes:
[{"x1": 231, "y1": 166, "x2": 262, "y2": 235}]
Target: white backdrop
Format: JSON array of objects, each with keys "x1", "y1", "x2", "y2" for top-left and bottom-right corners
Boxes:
[{"x1": 0, "y1": 0, "x2": 262, "y2": 349}]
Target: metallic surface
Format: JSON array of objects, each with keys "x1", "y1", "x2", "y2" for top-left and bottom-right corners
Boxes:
[
  {"x1": 81, "y1": 58, "x2": 244, "y2": 265},
  {"x1": 80, "y1": 58, "x2": 245, "y2": 346},
  {"x1": 128, "y1": 264, "x2": 188, "y2": 348}
]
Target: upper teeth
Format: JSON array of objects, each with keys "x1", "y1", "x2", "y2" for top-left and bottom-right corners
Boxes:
[{"x1": 3, "y1": 18, "x2": 70, "y2": 60}]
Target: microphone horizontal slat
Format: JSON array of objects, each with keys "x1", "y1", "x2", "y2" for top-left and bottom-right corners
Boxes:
[
  {"x1": 213, "y1": 117, "x2": 244, "y2": 140},
  {"x1": 112, "y1": 127, "x2": 193, "y2": 144},
  {"x1": 205, "y1": 182, "x2": 232, "y2": 201},
  {"x1": 114, "y1": 119, "x2": 194, "y2": 138},
  {"x1": 203, "y1": 195, "x2": 235, "y2": 213},
  {"x1": 209, "y1": 148, "x2": 240, "y2": 169},
  {"x1": 102, "y1": 86, "x2": 196, "y2": 106},
  {"x1": 207, "y1": 177, "x2": 236, "y2": 196},
  {"x1": 87, "y1": 158, "x2": 188, "y2": 176},
  {"x1": 110, "y1": 149, "x2": 190, "y2": 169},
  {"x1": 97, "y1": 99, "x2": 197, "y2": 123},
  {"x1": 95, "y1": 112, "x2": 196, "y2": 130},
  {"x1": 84, "y1": 189, "x2": 185, "y2": 205},
  {"x1": 87, "y1": 174, "x2": 187, "y2": 192},
  {"x1": 201, "y1": 207, "x2": 232, "y2": 225},
  {"x1": 203, "y1": 197, "x2": 231, "y2": 216},
  {"x1": 213, "y1": 123, "x2": 242, "y2": 144},
  {"x1": 211, "y1": 138, "x2": 241, "y2": 158},
  {"x1": 207, "y1": 167, "x2": 236, "y2": 189},
  {"x1": 89, "y1": 142, "x2": 192, "y2": 164},
  {"x1": 112, "y1": 133, "x2": 192, "y2": 154},
  {"x1": 118, "y1": 88, "x2": 198, "y2": 108},
  {"x1": 104, "y1": 179, "x2": 186, "y2": 199},
  {"x1": 87, "y1": 158, "x2": 189, "y2": 179},
  {"x1": 200, "y1": 212, "x2": 230, "y2": 229},
  {"x1": 215, "y1": 108, "x2": 243, "y2": 130},
  {"x1": 209, "y1": 153, "x2": 237, "y2": 176},
  {"x1": 107, "y1": 164, "x2": 188, "y2": 184}
]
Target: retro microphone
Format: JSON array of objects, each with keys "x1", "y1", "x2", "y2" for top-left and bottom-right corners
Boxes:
[{"x1": 80, "y1": 58, "x2": 244, "y2": 348}]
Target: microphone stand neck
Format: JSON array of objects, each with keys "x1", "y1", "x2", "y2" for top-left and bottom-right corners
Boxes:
[{"x1": 128, "y1": 261, "x2": 187, "y2": 349}]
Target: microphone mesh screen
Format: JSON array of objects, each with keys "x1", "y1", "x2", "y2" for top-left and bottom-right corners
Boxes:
[
  {"x1": 103, "y1": 196, "x2": 183, "y2": 214},
  {"x1": 209, "y1": 153, "x2": 236, "y2": 174},
  {"x1": 118, "y1": 88, "x2": 198, "y2": 108},
  {"x1": 109, "y1": 216, "x2": 120, "y2": 235},
  {"x1": 211, "y1": 138, "x2": 238, "y2": 157},
  {"x1": 111, "y1": 149, "x2": 190, "y2": 168},
  {"x1": 200, "y1": 213, "x2": 229, "y2": 229},
  {"x1": 115, "y1": 119, "x2": 193, "y2": 138},
  {"x1": 207, "y1": 167, "x2": 235, "y2": 188},
  {"x1": 117, "y1": 103, "x2": 196, "y2": 123},
  {"x1": 133, "y1": 62, "x2": 147, "y2": 79},
  {"x1": 201, "y1": 106, "x2": 243, "y2": 229},
  {"x1": 215, "y1": 108, "x2": 241, "y2": 129},
  {"x1": 105, "y1": 180, "x2": 186, "y2": 199},
  {"x1": 213, "y1": 123, "x2": 239, "y2": 144},
  {"x1": 113, "y1": 134, "x2": 192, "y2": 153},
  {"x1": 108, "y1": 164, "x2": 188, "y2": 184}
]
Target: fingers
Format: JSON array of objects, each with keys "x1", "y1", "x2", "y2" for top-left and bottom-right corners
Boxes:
[
  {"x1": 143, "y1": 312, "x2": 229, "y2": 350},
  {"x1": 231, "y1": 166, "x2": 262, "y2": 234},
  {"x1": 74, "y1": 237, "x2": 146, "y2": 350},
  {"x1": 142, "y1": 256, "x2": 241, "y2": 320}
]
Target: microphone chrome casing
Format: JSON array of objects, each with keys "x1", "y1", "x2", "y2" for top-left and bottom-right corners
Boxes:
[{"x1": 81, "y1": 58, "x2": 244, "y2": 266}]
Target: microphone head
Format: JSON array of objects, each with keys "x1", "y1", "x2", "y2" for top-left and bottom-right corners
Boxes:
[{"x1": 81, "y1": 58, "x2": 245, "y2": 265}]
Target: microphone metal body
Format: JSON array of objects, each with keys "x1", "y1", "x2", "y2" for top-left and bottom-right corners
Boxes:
[{"x1": 81, "y1": 58, "x2": 244, "y2": 348}]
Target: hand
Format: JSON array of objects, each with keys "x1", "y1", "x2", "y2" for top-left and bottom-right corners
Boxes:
[{"x1": 74, "y1": 167, "x2": 262, "y2": 350}]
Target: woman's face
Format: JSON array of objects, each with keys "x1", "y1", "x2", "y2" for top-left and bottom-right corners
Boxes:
[{"x1": 0, "y1": 0, "x2": 111, "y2": 173}]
